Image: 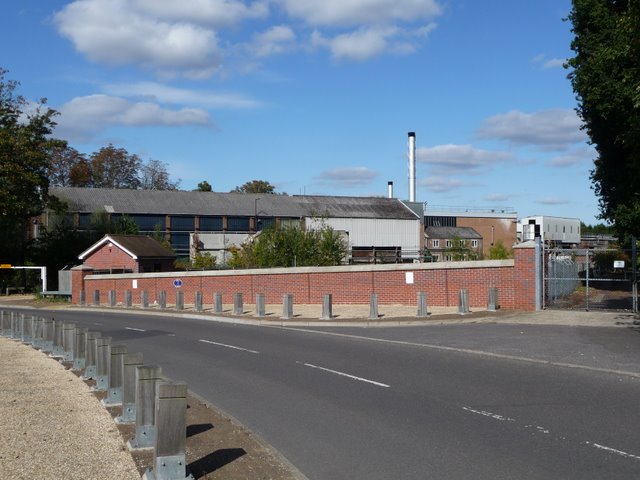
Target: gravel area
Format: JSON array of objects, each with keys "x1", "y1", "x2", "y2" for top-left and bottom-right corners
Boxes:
[{"x1": 0, "y1": 336, "x2": 139, "y2": 480}]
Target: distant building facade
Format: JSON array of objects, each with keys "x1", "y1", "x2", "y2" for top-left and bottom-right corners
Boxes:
[{"x1": 424, "y1": 226, "x2": 483, "y2": 261}]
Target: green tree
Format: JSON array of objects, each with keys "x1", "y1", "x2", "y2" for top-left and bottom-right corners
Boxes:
[
  {"x1": 0, "y1": 68, "x2": 61, "y2": 263},
  {"x1": 195, "y1": 180, "x2": 212, "y2": 192},
  {"x1": 89, "y1": 144, "x2": 142, "y2": 189},
  {"x1": 48, "y1": 144, "x2": 88, "y2": 187},
  {"x1": 488, "y1": 240, "x2": 512, "y2": 260},
  {"x1": 192, "y1": 252, "x2": 217, "y2": 269},
  {"x1": 232, "y1": 180, "x2": 277, "y2": 194},
  {"x1": 566, "y1": 1, "x2": 640, "y2": 238},
  {"x1": 445, "y1": 236, "x2": 479, "y2": 261}
]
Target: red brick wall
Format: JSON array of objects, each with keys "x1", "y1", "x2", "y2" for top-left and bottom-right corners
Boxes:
[
  {"x1": 75, "y1": 245, "x2": 537, "y2": 311},
  {"x1": 83, "y1": 243, "x2": 139, "y2": 273}
]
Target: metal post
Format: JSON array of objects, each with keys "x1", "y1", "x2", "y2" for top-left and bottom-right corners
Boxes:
[
  {"x1": 10, "y1": 312, "x2": 19, "y2": 340},
  {"x1": 108, "y1": 290, "x2": 116, "y2": 307},
  {"x1": 535, "y1": 237, "x2": 542, "y2": 311},
  {"x1": 103, "y1": 345, "x2": 127, "y2": 406},
  {"x1": 62, "y1": 323, "x2": 76, "y2": 362},
  {"x1": 128, "y1": 365, "x2": 163, "y2": 450},
  {"x1": 143, "y1": 381, "x2": 194, "y2": 480},
  {"x1": 0, "y1": 311, "x2": 10, "y2": 336},
  {"x1": 72, "y1": 328, "x2": 87, "y2": 371},
  {"x1": 125, "y1": 290, "x2": 132, "y2": 308},
  {"x1": 458, "y1": 289, "x2": 470, "y2": 315},
  {"x1": 194, "y1": 291, "x2": 203, "y2": 312},
  {"x1": 369, "y1": 293, "x2": 379, "y2": 320},
  {"x1": 21, "y1": 314, "x2": 33, "y2": 344},
  {"x1": 82, "y1": 331, "x2": 101, "y2": 380},
  {"x1": 233, "y1": 293, "x2": 243, "y2": 315},
  {"x1": 93, "y1": 289, "x2": 100, "y2": 306},
  {"x1": 488, "y1": 287, "x2": 499, "y2": 312},
  {"x1": 175, "y1": 291, "x2": 184, "y2": 310},
  {"x1": 32, "y1": 317, "x2": 44, "y2": 349},
  {"x1": 158, "y1": 291, "x2": 167, "y2": 309},
  {"x1": 52, "y1": 320, "x2": 64, "y2": 357},
  {"x1": 256, "y1": 293, "x2": 266, "y2": 317},
  {"x1": 142, "y1": 290, "x2": 149, "y2": 308},
  {"x1": 93, "y1": 336, "x2": 112, "y2": 392},
  {"x1": 417, "y1": 292, "x2": 429, "y2": 318},
  {"x1": 116, "y1": 353, "x2": 144, "y2": 424},
  {"x1": 42, "y1": 318, "x2": 54, "y2": 353},
  {"x1": 585, "y1": 249, "x2": 590, "y2": 311},
  {"x1": 321, "y1": 294, "x2": 332, "y2": 320},
  {"x1": 214, "y1": 292, "x2": 223, "y2": 313},
  {"x1": 282, "y1": 294, "x2": 293, "y2": 320},
  {"x1": 80, "y1": 289, "x2": 86, "y2": 306}
]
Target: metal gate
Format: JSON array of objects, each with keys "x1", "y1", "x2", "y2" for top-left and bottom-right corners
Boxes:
[{"x1": 543, "y1": 246, "x2": 637, "y2": 312}]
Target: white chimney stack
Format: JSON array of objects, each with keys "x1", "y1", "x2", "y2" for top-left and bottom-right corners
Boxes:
[
  {"x1": 387, "y1": 181, "x2": 394, "y2": 198},
  {"x1": 408, "y1": 131, "x2": 416, "y2": 202}
]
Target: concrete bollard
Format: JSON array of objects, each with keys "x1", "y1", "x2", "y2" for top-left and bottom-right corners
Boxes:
[
  {"x1": 488, "y1": 287, "x2": 499, "y2": 312},
  {"x1": 42, "y1": 318, "x2": 55, "y2": 353},
  {"x1": 142, "y1": 290, "x2": 149, "y2": 308},
  {"x1": 32, "y1": 317, "x2": 44, "y2": 349},
  {"x1": 108, "y1": 290, "x2": 116, "y2": 307},
  {"x1": 93, "y1": 336, "x2": 112, "y2": 391},
  {"x1": 51, "y1": 321, "x2": 64, "y2": 357},
  {"x1": 128, "y1": 365, "x2": 164, "y2": 450},
  {"x1": 125, "y1": 290, "x2": 132, "y2": 308},
  {"x1": 116, "y1": 352, "x2": 144, "y2": 424},
  {"x1": 282, "y1": 294, "x2": 293, "y2": 320},
  {"x1": 82, "y1": 332, "x2": 101, "y2": 380},
  {"x1": 256, "y1": 293, "x2": 266, "y2": 317},
  {"x1": 417, "y1": 292, "x2": 429, "y2": 318},
  {"x1": 158, "y1": 291, "x2": 167, "y2": 309},
  {"x1": 194, "y1": 291, "x2": 203, "y2": 312},
  {"x1": 80, "y1": 289, "x2": 86, "y2": 306},
  {"x1": 73, "y1": 328, "x2": 87, "y2": 371},
  {"x1": 142, "y1": 381, "x2": 194, "y2": 480},
  {"x1": 175, "y1": 291, "x2": 184, "y2": 311},
  {"x1": 233, "y1": 293, "x2": 243, "y2": 315},
  {"x1": 62, "y1": 323, "x2": 76, "y2": 362},
  {"x1": 103, "y1": 345, "x2": 128, "y2": 406},
  {"x1": 93, "y1": 289, "x2": 100, "y2": 306},
  {"x1": 369, "y1": 293, "x2": 379, "y2": 320},
  {"x1": 321, "y1": 294, "x2": 333, "y2": 320},
  {"x1": 213, "y1": 292, "x2": 223, "y2": 313},
  {"x1": 458, "y1": 289, "x2": 470, "y2": 315}
]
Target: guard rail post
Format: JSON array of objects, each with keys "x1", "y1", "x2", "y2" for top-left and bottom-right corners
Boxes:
[
  {"x1": 32, "y1": 317, "x2": 44, "y2": 349},
  {"x1": 116, "y1": 352, "x2": 144, "y2": 424},
  {"x1": 142, "y1": 381, "x2": 194, "y2": 480},
  {"x1": 62, "y1": 323, "x2": 76, "y2": 362},
  {"x1": 92, "y1": 336, "x2": 112, "y2": 391},
  {"x1": 42, "y1": 318, "x2": 55, "y2": 353},
  {"x1": 52, "y1": 320, "x2": 64, "y2": 357},
  {"x1": 0, "y1": 311, "x2": 10, "y2": 336},
  {"x1": 82, "y1": 331, "x2": 101, "y2": 380},
  {"x1": 73, "y1": 328, "x2": 87, "y2": 371},
  {"x1": 21, "y1": 314, "x2": 33, "y2": 344},
  {"x1": 103, "y1": 345, "x2": 127, "y2": 406},
  {"x1": 128, "y1": 365, "x2": 163, "y2": 450}
]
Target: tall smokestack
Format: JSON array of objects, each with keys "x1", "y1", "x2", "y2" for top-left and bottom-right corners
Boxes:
[
  {"x1": 387, "y1": 181, "x2": 394, "y2": 199},
  {"x1": 408, "y1": 132, "x2": 416, "y2": 202}
]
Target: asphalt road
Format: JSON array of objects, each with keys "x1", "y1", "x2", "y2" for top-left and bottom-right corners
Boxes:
[{"x1": 10, "y1": 308, "x2": 640, "y2": 479}]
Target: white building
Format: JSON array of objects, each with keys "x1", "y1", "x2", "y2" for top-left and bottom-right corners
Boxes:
[{"x1": 517, "y1": 216, "x2": 581, "y2": 246}]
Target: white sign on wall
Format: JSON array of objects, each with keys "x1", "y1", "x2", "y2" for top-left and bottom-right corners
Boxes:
[
  {"x1": 132, "y1": 279, "x2": 138, "y2": 289},
  {"x1": 405, "y1": 272, "x2": 414, "y2": 284},
  {"x1": 614, "y1": 260, "x2": 625, "y2": 269}
]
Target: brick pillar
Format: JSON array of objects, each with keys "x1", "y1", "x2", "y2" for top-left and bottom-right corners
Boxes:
[
  {"x1": 513, "y1": 241, "x2": 538, "y2": 311},
  {"x1": 71, "y1": 265, "x2": 94, "y2": 305}
]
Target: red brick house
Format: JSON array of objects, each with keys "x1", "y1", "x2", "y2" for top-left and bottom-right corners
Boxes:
[{"x1": 78, "y1": 235, "x2": 175, "y2": 273}]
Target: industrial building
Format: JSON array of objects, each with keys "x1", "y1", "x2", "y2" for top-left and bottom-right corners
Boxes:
[{"x1": 517, "y1": 216, "x2": 581, "y2": 246}]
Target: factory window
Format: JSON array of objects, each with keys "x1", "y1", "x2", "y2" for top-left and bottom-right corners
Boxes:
[
  {"x1": 227, "y1": 217, "x2": 250, "y2": 231},
  {"x1": 446, "y1": 240, "x2": 452, "y2": 248},
  {"x1": 471, "y1": 240, "x2": 479, "y2": 248},
  {"x1": 171, "y1": 216, "x2": 195, "y2": 231},
  {"x1": 199, "y1": 216, "x2": 223, "y2": 231},
  {"x1": 432, "y1": 239, "x2": 440, "y2": 248}
]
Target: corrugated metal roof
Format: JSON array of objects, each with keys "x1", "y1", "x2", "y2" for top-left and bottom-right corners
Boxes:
[
  {"x1": 425, "y1": 226, "x2": 482, "y2": 239},
  {"x1": 49, "y1": 187, "x2": 418, "y2": 220}
]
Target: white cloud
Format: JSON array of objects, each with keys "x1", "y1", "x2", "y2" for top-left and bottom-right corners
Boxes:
[
  {"x1": 54, "y1": 0, "x2": 222, "y2": 78},
  {"x1": 532, "y1": 53, "x2": 565, "y2": 69},
  {"x1": 103, "y1": 82, "x2": 263, "y2": 108},
  {"x1": 315, "y1": 167, "x2": 378, "y2": 186},
  {"x1": 419, "y1": 176, "x2": 474, "y2": 193},
  {"x1": 251, "y1": 25, "x2": 297, "y2": 58},
  {"x1": 477, "y1": 109, "x2": 587, "y2": 150},
  {"x1": 417, "y1": 144, "x2": 515, "y2": 174},
  {"x1": 312, "y1": 27, "x2": 396, "y2": 61},
  {"x1": 277, "y1": 0, "x2": 442, "y2": 27},
  {"x1": 546, "y1": 146, "x2": 595, "y2": 168},
  {"x1": 132, "y1": 0, "x2": 269, "y2": 27},
  {"x1": 56, "y1": 94, "x2": 211, "y2": 141}
]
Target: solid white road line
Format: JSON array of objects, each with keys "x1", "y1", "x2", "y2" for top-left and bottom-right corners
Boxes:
[
  {"x1": 301, "y1": 362, "x2": 390, "y2": 388},
  {"x1": 462, "y1": 406, "x2": 515, "y2": 422},
  {"x1": 125, "y1": 327, "x2": 146, "y2": 332},
  {"x1": 198, "y1": 339, "x2": 259, "y2": 354},
  {"x1": 586, "y1": 442, "x2": 640, "y2": 461}
]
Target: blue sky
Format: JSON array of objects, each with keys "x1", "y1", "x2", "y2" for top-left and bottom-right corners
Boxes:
[{"x1": 2, "y1": 0, "x2": 600, "y2": 223}]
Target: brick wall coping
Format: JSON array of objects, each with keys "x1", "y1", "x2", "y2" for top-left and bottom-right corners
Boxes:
[{"x1": 85, "y1": 259, "x2": 514, "y2": 281}]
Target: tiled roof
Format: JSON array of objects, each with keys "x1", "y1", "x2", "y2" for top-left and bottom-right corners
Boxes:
[
  {"x1": 425, "y1": 226, "x2": 482, "y2": 239},
  {"x1": 79, "y1": 235, "x2": 175, "y2": 260}
]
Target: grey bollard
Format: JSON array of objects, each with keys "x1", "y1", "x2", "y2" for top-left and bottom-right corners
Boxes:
[
  {"x1": 282, "y1": 294, "x2": 294, "y2": 320},
  {"x1": 92, "y1": 336, "x2": 112, "y2": 391},
  {"x1": 103, "y1": 345, "x2": 128, "y2": 406},
  {"x1": 93, "y1": 289, "x2": 100, "y2": 306},
  {"x1": 175, "y1": 291, "x2": 184, "y2": 311},
  {"x1": 233, "y1": 293, "x2": 243, "y2": 315},
  {"x1": 128, "y1": 365, "x2": 163, "y2": 450},
  {"x1": 82, "y1": 332, "x2": 101, "y2": 380},
  {"x1": 488, "y1": 287, "x2": 499, "y2": 312},
  {"x1": 369, "y1": 293, "x2": 379, "y2": 320},
  {"x1": 417, "y1": 292, "x2": 429, "y2": 318},
  {"x1": 256, "y1": 293, "x2": 266, "y2": 317},
  {"x1": 158, "y1": 291, "x2": 167, "y2": 309},
  {"x1": 79, "y1": 289, "x2": 86, "y2": 306},
  {"x1": 321, "y1": 294, "x2": 333, "y2": 320},
  {"x1": 72, "y1": 328, "x2": 87, "y2": 371},
  {"x1": 125, "y1": 290, "x2": 132, "y2": 308},
  {"x1": 51, "y1": 321, "x2": 64, "y2": 357},
  {"x1": 142, "y1": 290, "x2": 149, "y2": 308},
  {"x1": 108, "y1": 290, "x2": 116, "y2": 307},
  {"x1": 194, "y1": 291, "x2": 203, "y2": 312},
  {"x1": 213, "y1": 292, "x2": 223, "y2": 313},
  {"x1": 62, "y1": 323, "x2": 76, "y2": 362},
  {"x1": 42, "y1": 318, "x2": 55, "y2": 353},
  {"x1": 115, "y1": 352, "x2": 144, "y2": 424},
  {"x1": 21, "y1": 314, "x2": 33, "y2": 344},
  {"x1": 142, "y1": 381, "x2": 194, "y2": 480},
  {"x1": 458, "y1": 289, "x2": 470, "y2": 315}
]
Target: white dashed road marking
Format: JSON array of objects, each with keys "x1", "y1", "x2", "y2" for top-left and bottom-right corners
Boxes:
[
  {"x1": 199, "y1": 339, "x2": 259, "y2": 354},
  {"x1": 300, "y1": 362, "x2": 390, "y2": 388}
]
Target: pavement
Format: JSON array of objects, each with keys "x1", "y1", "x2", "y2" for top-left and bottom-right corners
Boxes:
[{"x1": 0, "y1": 294, "x2": 638, "y2": 479}]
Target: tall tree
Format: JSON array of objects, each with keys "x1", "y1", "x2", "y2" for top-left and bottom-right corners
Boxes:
[
  {"x1": 232, "y1": 179, "x2": 277, "y2": 194},
  {"x1": 89, "y1": 144, "x2": 141, "y2": 189},
  {"x1": 195, "y1": 180, "x2": 212, "y2": 192},
  {"x1": 139, "y1": 159, "x2": 180, "y2": 190},
  {"x1": 48, "y1": 144, "x2": 88, "y2": 187},
  {"x1": 566, "y1": 0, "x2": 640, "y2": 237},
  {"x1": 0, "y1": 68, "x2": 60, "y2": 262}
]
